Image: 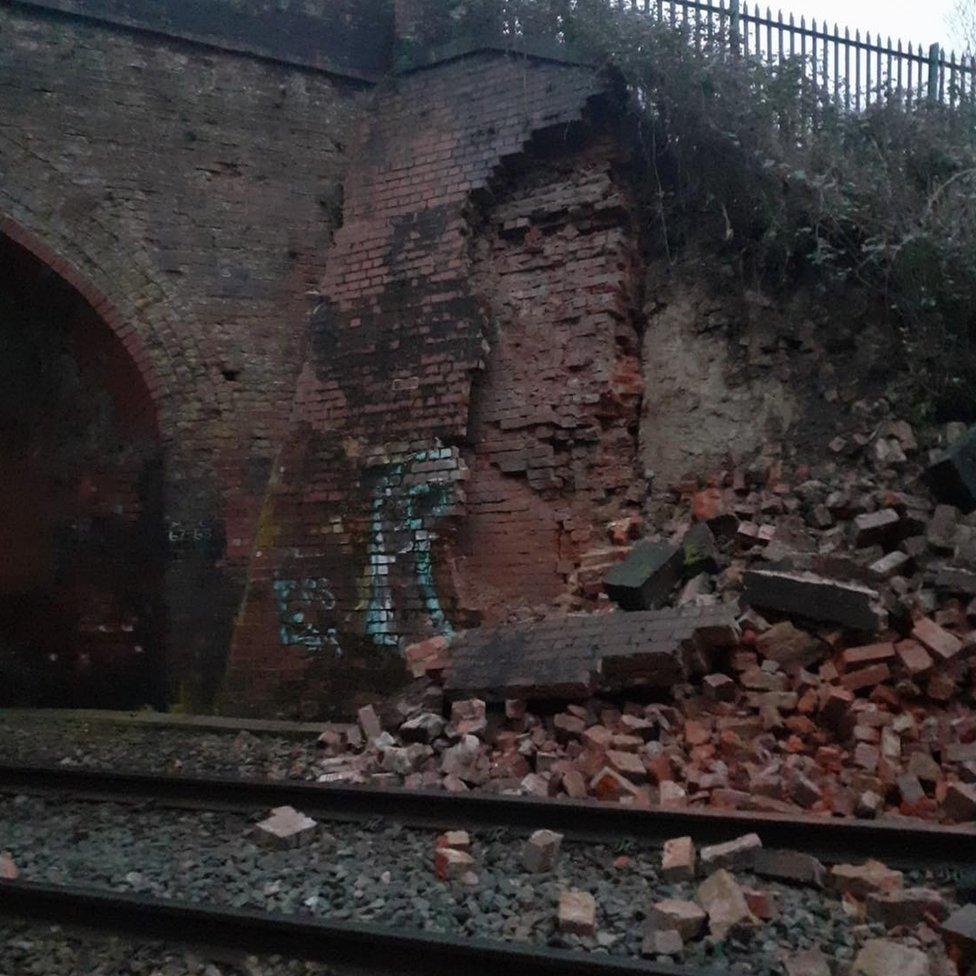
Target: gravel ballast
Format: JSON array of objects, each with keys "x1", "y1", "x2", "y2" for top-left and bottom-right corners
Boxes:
[
  {"x1": 0, "y1": 719, "x2": 320, "y2": 781},
  {"x1": 0, "y1": 919, "x2": 341, "y2": 976},
  {"x1": 0, "y1": 794, "x2": 961, "y2": 975}
]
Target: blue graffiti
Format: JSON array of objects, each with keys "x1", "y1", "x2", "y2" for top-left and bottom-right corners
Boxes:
[
  {"x1": 273, "y1": 577, "x2": 342, "y2": 655},
  {"x1": 365, "y1": 449, "x2": 456, "y2": 647}
]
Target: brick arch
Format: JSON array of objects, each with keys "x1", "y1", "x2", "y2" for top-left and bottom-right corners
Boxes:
[
  {"x1": 0, "y1": 207, "x2": 241, "y2": 710},
  {"x1": 0, "y1": 215, "x2": 169, "y2": 437},
  {"x1": 0, "y1": 193, "x2": 230, "y2": 450}
]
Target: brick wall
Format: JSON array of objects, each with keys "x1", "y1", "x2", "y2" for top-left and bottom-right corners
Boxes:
[
  {"x1": 225, "y1": 52, "x2": 648, "y2": 717},
  {"x1": 7, "y1": 0, "x2": 392, "y2": 78},
  {"x1": 459, "y1": 133, "x2": 644, "y2": 624},
  {"x1": 0, "y1": 2, "x2": 368, "y2": 707},
  {"x1": 1, "y1": 0, "x2": 653, "y2": 716}
]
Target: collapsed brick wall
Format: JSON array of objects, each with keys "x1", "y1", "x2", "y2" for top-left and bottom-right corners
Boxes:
[
  {"x1": 457, "y1": 133, "x2": 645, "y2": 625},
  {"x1": 224, "y1": 53, "x2": 617, "y2": 716},
  {"x1": 225, "y1": 53, "x2": 651, "y2": 717},
  {"x1": 0, "y1": 2, "x2": 367, "y2": 707}
]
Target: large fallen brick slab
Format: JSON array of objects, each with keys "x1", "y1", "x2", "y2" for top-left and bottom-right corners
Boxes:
[
  {"x1": 604, "y1": 540, "x2": 683, "y2": 611},
  {"x1": 924, "y1": 424, "x2": 976, "y2": 512},
  {"x1": 743, "y1": 569, "x2": 885, "y2": 632},
  {"x1": 600, "y1": 605, "x2": 740, "y2": 691},
  {"x1": 446, "y1": 606, "x2": 740, "y2": 700},
  {"x1": 445, "y1": 620, "x2": 600, "y2": 700}
]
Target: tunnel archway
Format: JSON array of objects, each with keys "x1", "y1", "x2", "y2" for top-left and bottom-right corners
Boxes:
[{"x1": 0, "y1": 230, "x2": 167, "y2": 708}]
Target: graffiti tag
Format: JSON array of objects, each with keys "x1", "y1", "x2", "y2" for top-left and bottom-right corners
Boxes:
[
  {"x1": 273, "y1": 577, "x2": 342, "y2": 656},
  {"x1": 364, "y1": 448, "x2": 459, "y2": 647}
]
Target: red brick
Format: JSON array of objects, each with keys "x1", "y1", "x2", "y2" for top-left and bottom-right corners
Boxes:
[
  {"x1": 912, "y1": 617, "x2": 963, "y2": 662},
  {"x1": 841, "y1": 664, "x2": 891, "y2": 692}
]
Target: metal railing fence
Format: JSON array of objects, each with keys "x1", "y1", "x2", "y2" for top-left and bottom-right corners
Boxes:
[{"x1": 611, "y1": 0, "x2": 976, "y2": 109}]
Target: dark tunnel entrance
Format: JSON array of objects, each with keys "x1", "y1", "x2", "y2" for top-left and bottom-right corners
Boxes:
[{"x1": 0, "y1": 232, "x2": 167, "y2": 708}]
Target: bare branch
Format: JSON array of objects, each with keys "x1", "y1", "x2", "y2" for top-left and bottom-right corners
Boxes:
[{"x1": 950, "y1": 0, "x2": 976, "y2": 54}]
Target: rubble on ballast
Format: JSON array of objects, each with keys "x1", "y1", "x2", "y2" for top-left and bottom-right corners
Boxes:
[
  {"x1": 2, "y1": 408, "x2": 975, "y2": 974},
  {"x1": 0, "y1": 851, "x2": 18, "y2": 881},
  {"x1": 558, "y1": 889, "x2": 597, "y2": 937},
  {"x1": 850, "y1": 939, "x2": 931, "y2": 976},
  {"x1": 5, "y1": 786, "x2": 970, "y2": 975},
  {"x1": 254, "y1": 807, "x2": 318, "y2": 850},
  {"x1": 660, "y1": 836, "x2": 696, "y2": 882},
  {"x1": 522, "y1": 829, "x2": 563, "y2": 873},
  {"x1": 942, "y1": 903, "x2": 976, "y2": 970},
  {"x1": 8, "y1": 426, "x2": 972, "y2": 833},
  {"x1": 298, "y1": 410, "x2": 976, "y2": 828}
]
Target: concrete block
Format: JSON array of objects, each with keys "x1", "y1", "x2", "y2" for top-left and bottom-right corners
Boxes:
[
  {"x1": 604, "y1": 541, "x2": 682, "y2": 611},
  {"x1": 743, "y1": 569, "x2": 884, "y2": 632}
]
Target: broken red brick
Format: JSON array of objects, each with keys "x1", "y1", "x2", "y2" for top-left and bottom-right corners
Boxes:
[
  {"x1": 0, "y1": 852, "x2": 17, "y2": 881},
  {"x1": 697, "y1": 869, "x2": 758, "y2": 938},
  {"x1": 553, "y1": 713, "x2": 586, "y2": 742},
  {"x1": 911, "y1": 617, "x2": 963, "y2": 662},
  {"x1": 866, "y1": 888, "x2": 947, "y2": 927},
  {"x1": 944, "y1": 782, "x2": 976, "y2": 821},
  {"x1": 703, "y1": 672, "x2": 737, "y2": 702},
  {"x1": 647, "y1": 899, "x2": 707, "y2": 941},
  {"x1": 841, "y1": 663, "x2": 891, "y2": 692},
  {"x1": 607, "y1": 749, "x2": 647, "y2": 783},
  {"x1": 661, "y1": 836, "x2": 696, "y2": 882},
  {"x1": 435, "y1": 846, "x2": 475, "y2": 881},
  {"x1": 357, "y1": 705, "x2": 383, "y2": 743},
  {"x1": 820, "y1": 687, "x2": 855, "y2": 730},
  {"x1": 700, "y1": 833, "x2": 762, "y2": 871},
  {"x1": 744, "y1": 887, "x2": 779, "y2": 921},
  {"x1": 590, "y1": 766, "x2": 641, "y2": 802},
  {"x1": 829, "y1": 860, "x2": 903, "y2": 898},
  {"x1": 841, "y1": 642, "x2": 896, "y2": 669},
  {"x1": 436, "y1": 830, "x2": 472, "y2": 853},
  {"x1": 404, "y1": 635, "x2": 450, "y2": 677},
  {"x1": 562, "y1": 768, "x2": 588, "y2": 799},
  {"x1": 523, "y1": 829, "x2": 562, "y2": 873},
  {"x1": 558, "y1": 890, "x2": 596, "y2": 937}
]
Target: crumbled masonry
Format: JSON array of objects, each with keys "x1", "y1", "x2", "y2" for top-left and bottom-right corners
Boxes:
[
  {"x1": 254, "y1": 806, "x2": 319, "y2": 850},
  {"x1": 5, "y1": 3, "x2": 976, "y2": 973}
]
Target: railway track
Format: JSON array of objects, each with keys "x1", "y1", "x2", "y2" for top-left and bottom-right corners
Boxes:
[
  {"x1": 0, "y1": 762, "x2": 972, "y2": 975},
  {"x1": 0, "y1": 881, "x2": 698, "y2": 976},
  {"x1": 0, "y1": 761, "x2": 973, "y2": 867}
]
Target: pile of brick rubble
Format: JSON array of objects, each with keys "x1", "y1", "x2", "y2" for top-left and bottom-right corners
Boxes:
[{"x1": 313, "y1": 407, "x2": 976, "y2": 826}]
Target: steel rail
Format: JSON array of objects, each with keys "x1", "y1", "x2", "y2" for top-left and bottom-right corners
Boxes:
[
  {"x1": 0, "y1": 880, "x2": 711, "y2": 976},
  {"x1": 0, "y1": 763, "x2": 973, "y2": 868}
]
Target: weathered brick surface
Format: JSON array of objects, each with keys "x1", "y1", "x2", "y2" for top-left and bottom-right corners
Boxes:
[
  {"x1": 1, "y1": 3, "x2": 652, "y2": 716},
  {"x1": 223, "y1": 52, "x2": 646, "y2": 715},
  {"x1": 461, "y1": 137, "x2": 643, "y2": 620},
  {"x1": 20, "y1": 0, "x2": 393, "y2": 79},
  {"x1": 0, "y1": 3, "x2": 363, "y2": 707}
]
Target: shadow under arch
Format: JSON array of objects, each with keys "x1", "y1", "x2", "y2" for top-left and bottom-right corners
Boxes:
[
  {"x1": 0, "y1": 215, "x2": 172, "y2": 438},
  {"x1": 0, "y1": 229, "x2": 168, "y2": 707}
]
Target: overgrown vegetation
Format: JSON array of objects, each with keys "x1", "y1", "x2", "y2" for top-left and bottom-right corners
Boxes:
[{"x1": 409, "y1": 0, "x2": 976, "y2": 421}]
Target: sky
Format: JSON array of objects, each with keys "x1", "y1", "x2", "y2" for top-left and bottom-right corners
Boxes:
[{"x1": 778, "y1": 0, "x2": 966, "y2": 51}]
